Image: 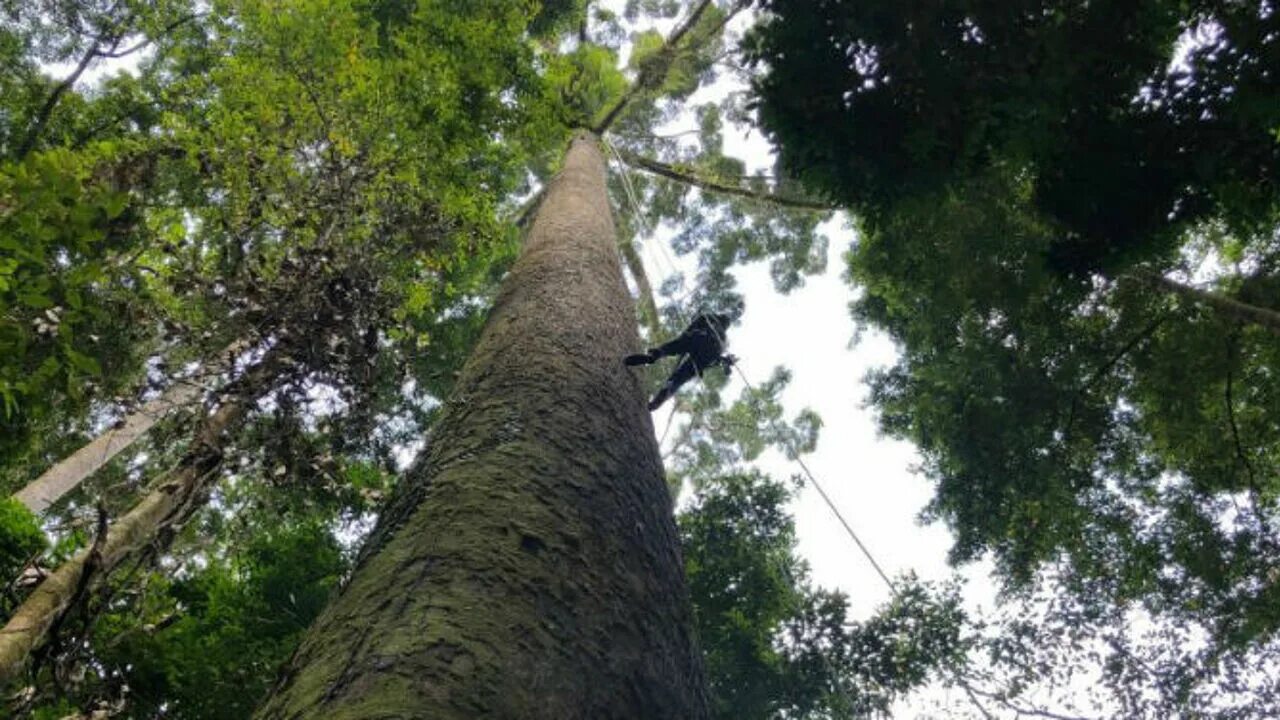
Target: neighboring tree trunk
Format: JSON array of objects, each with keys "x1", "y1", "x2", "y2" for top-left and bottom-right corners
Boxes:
[
  {"x1": 1147, "y1": 273, "x2": 1280, "y2": 338},
  {"x1": 256, "y1": 134, "x2": 709, "y2": 719},
  {"x1": 13, "y1": 339, "x2": 248, "y2": 514},
  {"x1": 0, "y1": 347, "x2": 281, "y2": 688},
  {"x1": 619, "y1": 237, "x2": 663, "y2": 337}
]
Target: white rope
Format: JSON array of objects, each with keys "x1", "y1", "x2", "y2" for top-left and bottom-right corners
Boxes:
[
  {"x1": 605, "y1": 139, "x2": 699, "y2": 311},
  {"x1": 607, "y1": 134, "x2": 871, "y2": 710},
  {"x1": 605, "y1": 134, "x2": 998, "y2": 718}
]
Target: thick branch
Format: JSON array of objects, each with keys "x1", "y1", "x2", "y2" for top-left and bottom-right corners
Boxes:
[
  {"x1": 592, "y1": 0, "x2": 716, "y2": 134},
  {"x1": 0, "y1": 346, "x2": 283, "y2": 688},
  {"x1": 1145, "y1": 273, "x2": 1280, "y2": 337},
  {"x1": 13, "y1": 338, "x2": 249, "y2": 514},
  {"x1": 617, "y1": 148, "x2": 838, "y2": 212}
]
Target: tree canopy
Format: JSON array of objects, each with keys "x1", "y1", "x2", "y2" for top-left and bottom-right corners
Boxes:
[
  {"x1": 751, "y1": 0, "x2": 1280, "y2": 715},
  {"x1": 0, "y1": 1, "x2": 972, "y2": 717},
  {"x1": 6, "y1": 0, "x2": 1275, "y2": 716}
]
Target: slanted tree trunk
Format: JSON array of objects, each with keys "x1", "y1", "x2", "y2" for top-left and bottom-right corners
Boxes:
[
  {"x1": 0, "y1": 346, "x2": 282, "y2": 687},
  {"x1": 13, "y1": 339, "x2": 248, "y2": 514},
  {"x1": 1146, "y1": 273, "x2": 1280, "y2": 338},
  {"x1": 256, "y1": 134, "x2": 709, "y2": 719}
]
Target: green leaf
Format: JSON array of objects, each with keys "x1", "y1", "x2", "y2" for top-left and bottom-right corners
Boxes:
[{"x1": 65, "y1": 348, "x2": 102, "y2": 376}]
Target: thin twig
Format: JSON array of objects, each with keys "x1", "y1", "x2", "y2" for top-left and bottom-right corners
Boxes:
[{"x1": 963, "y1": 682, "x2": 1099, "y2": 720}]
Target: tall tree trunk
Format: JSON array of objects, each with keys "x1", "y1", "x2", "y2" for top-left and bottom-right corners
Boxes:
[
  {"x1": 0, "y1": 347, "x2": 281, "y2": 687},
  {"x1": 1147, "y1": 274, "x2": 1280, "y2": 337},
  {"x1": 256, "y1": 133, "x2": 709, "y2": 719},
  {"x1": 13, "y1": 339, "x2": 248, "y2": 514}
]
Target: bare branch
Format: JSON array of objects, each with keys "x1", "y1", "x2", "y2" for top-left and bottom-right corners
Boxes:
[
  {"x1": 615, "y1": 147, "x2": 838, "y2": 212},
  {"x1": 963, "y1": 683, "x2": 1099, "y2": 720}
]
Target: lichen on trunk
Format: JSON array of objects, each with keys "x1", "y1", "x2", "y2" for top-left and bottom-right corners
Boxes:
[{"x1": 256, "y1": 133, "x2": 709, "y2": 719}]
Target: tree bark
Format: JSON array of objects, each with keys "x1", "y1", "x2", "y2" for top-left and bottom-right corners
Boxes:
[
  {"x1": 13, "y1": 339, "x2": 248, "y2": 514},
  {"x1": 1147, "y1": 274, "x2": 1280, "y2": 338},
  {"x1": 256, "y1": 133, "x2": 709, "y2": 719},
  {"x1": 0, "y1": 347, "x2": 280, "y2": 688}
]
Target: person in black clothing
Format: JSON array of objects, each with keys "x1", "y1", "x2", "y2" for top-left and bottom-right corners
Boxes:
[{"x1": 625, "y1": 313, "x2": 737, "y2": 410}]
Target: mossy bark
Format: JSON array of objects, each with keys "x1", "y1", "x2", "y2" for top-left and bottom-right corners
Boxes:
[{"x1": 256, "y1": 133, "x2": 709, "y2": 719}]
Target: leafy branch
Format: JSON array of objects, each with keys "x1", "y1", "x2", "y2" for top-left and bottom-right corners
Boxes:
[
  {"x1": 17, "y1": 12, "x2": 203, "y2": 159},
  {"x1": 592, "y1": 0, "x2": 720, "y2": 134},
  {"x1": 1141, "y1": 271, "x2": 1280, "y2": 338}
]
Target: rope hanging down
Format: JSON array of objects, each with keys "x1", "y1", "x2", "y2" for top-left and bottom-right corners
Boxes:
[
  {"x1": 605, "y1": 138, "x2": 896, "y2": 589},
  {"x1": 606, "y1": 136, "x2": 868, "y2": 712},
  {"x1": 604, "y1": 136, "x2": 1003, "y2": 719}
]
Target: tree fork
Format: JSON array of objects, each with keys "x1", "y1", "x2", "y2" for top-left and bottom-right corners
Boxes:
[
  {"x1": 256, "y1": 133, "x2": 709, "y2": 719},
  {"x1": 0, "y1": 346, "x2": 282, "y2": 687}
]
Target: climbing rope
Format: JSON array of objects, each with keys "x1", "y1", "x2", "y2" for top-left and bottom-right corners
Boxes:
[{"x1": 604, "y1": 135, "x2": 999, "y2": 719}]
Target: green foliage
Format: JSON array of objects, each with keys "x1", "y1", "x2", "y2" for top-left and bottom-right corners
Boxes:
[
  {"x1": 751, "y1": 1, "x2": 1280, "y2": 714},
  {"x1": 0, "y1": 1, "x2": 983, "y2": 717},
  {"x1": 609, "y1": 101, "x2": 833, "y2": 317},
  {"x1": 0, "y1": 496, "x2": 45, "y2": 582},
  {"x1": 749, "y1": 0, "x2": 1280, "y2": 275},
  {"x1": 624, "y1": 0, "x2": 682, "y2": 23},
  {"x1": 665, "y1": 366, "x2": 821, "y2": 488},
  {"x1": 664, "y1": 354, "x2": 961, "y2": 718},
  {"x1": 2, "y1": 0, "x2": 568, "y2": 710},
  {"x1": 849, "y1": 174, "x2": 1280, "y2": 712},
  {"x1": 547, "y1": 44, "x2": 629, "y2": 128},
  {"x1": 528, "y1": 0, "x2": 589, "y2": 39},
  {"x1": 92, "y1": 522, "x2": 346, "y2": 719},
  {"x1": 680, "y1": 471, "x2": 967, "y2": 718},
  {"x1": 0, "y1": 142, "x2": 157, "y2": 469}
]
